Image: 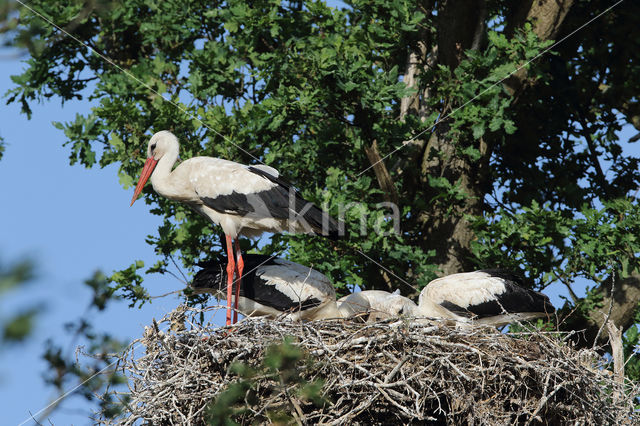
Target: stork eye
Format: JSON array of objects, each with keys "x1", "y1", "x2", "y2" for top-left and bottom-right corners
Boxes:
[{"x1": 151, "y1": 143, "x2": 157, "y2": 152}]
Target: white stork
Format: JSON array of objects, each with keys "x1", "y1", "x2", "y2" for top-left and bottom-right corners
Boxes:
[
  {"x1": 412, "y1": 270, "x2": 555, "y2": 326},
  {"x1": 130, "y1": 131, "x2": 340, "y2": 326},
  {"x1": 190, "y1": 254, "x2": 366, "y2": 321},
  {"x1": 338, "y1": 290, "x2": 417, "y2": 322}
]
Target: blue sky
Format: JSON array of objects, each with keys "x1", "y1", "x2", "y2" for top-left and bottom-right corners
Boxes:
[{"x1": 0, "y1": 52, "x2": 192, "y2": 424}]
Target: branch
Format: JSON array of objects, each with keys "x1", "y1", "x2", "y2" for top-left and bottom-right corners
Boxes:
[
  {"x1": 553, "y1": 270, "x2": 579, "y2": 304},
  {"x1": 560, "y1": 271, "x2": 640, "y2": 349},
  {"x1": 503, "y1": 0, "x2": 575, "y2": 95},
  {"x1": 437, "y1": 0, "x2": 486, "y2": 69},
  {"x1": 470, "y1": 0, "x2": 487, "y2": 51},
  {"x1": 399, "y1": 47, "x2": 424, "y2": 121},
  {"x1": 606, "y1": 321, "x2": 625, "y2": 385},
  {"x1": 364, "y1": 140, "x2": 399, "y2": 205},
  {"x1": 593, "y1": 272, "x2": 616, "y2": 348},
  {"x1": 577, "y1": 115, "x2": 610, "y2": 197}
]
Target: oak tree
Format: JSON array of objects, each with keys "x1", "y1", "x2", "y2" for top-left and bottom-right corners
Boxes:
[{"x1": 5, "y1": 0, "x2": 640, "y2": 379}]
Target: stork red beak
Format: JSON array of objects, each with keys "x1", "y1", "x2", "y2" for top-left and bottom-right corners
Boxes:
[{"x1": 130, "y1": 157, "x2": 158, "y2": 206}]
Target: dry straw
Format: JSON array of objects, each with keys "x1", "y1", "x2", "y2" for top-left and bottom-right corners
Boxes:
[{"x1": 105, "y1": 306, "x2": 639, "y2": 425}]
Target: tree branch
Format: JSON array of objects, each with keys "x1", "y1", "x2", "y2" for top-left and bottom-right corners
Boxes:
[
  {"x1": 560, "y1": 271, "x2": 640, "y2": 349},
  {"x1": 437, "y1": 0, "x2": 485, "y2": 69},
  {"x1": 364, "y1": 140, "x2": 399, "y2": 205},
  {"x1": 470, "y1": 0, "x2": 487, "y2": 51},
  {"x1": 399, "y1": 46, "x2": 425, "y2": 121},
  {"x1": 606, "y1": 321, "x2": 625, "y2": 386},
  {"x1": 577, "y1": 115, "x2": 610, "y2": 197},
  {"x1": 504, "y1": 0, "x2": 575, "y2": 95}
]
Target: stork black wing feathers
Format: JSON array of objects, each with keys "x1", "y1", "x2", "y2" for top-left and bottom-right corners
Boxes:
[
  {"x1": 439, "y1": 271, "x2": 555, "y2": 318},
  {"x1": 200, "y1": 192, "x2": 255, "y2": 216},
  {"x1": 249, "y1": 166, "x2": 341, "y2": 238},
  {"x1": 200, "y1": 166, "x2": 340, "y2": 238},
  {"x1": 247, "y1": 274, "x2": 324, "y2": 312},
  {"x1": 192, "y1": 254, "x2": 323, "y2": 313},
  {"x1": 196, "y1": 253, "x2": 276, "y2": 270},
  {"x1": 439, "y1": 301, "x2": 475, "y2": 318}
]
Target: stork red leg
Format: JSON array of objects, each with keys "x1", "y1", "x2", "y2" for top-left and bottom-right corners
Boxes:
[
  {"x1": 233, "y1": 240, "x2": 244, "y2": 324},
  {"x1": 224, "y1": 235, "x2": 235, "y2": 326}
]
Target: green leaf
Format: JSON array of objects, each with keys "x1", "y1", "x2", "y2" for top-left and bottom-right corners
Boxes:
[
  {"x1": 472, "y1": 122, "x2": 485, "y2": 139},
  {"x1": 2, "y1": 308, "x2": 38, "y2": 342}
]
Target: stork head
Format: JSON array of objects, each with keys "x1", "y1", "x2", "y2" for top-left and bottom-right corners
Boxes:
[
  {"x1": 146, "y1": 130, "x2": 179, "y2": 160},
  {"x1": 381, "y1": 293, "x2": 418, "y2": 317},
  {"x1": 130, "y1": 131, "x2": 179, "y2": 206},
  {"x1": 337, "y1": 293, "x2": 371, "y2": 321}
]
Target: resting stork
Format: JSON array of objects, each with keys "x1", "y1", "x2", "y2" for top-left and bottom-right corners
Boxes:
[
  {"x1": 413, "y1": 270, "x2": 555, "y2": 326},
  {"x1": 130, "y1": 131, "x2": 340, "y2": 326},
  {"x1": 190, "y1": 254, "x2": 368, "y2": 321},
  {"x1": 338, "y1": 290, "x2": 417, "y2": 322}
]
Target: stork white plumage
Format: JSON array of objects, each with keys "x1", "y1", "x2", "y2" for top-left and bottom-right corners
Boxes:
[
  {"x1": 338, "y1": 290, "x2": 417, "y2": 322},
  {"x1": 130, "y1": 131, "x2": 340, "y2": 326},
  {"x1": 412, "y1": 270, "x2": 555, "y2": 326},
  {"x1": 190, "y1": 254, "x2": 367, "y2": 321}
]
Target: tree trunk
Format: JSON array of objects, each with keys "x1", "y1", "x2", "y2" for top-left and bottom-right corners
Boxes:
[
  {"x1": 416, "y1": 127, "x2": 490, "y2": 275},
  {"x1": 391, "y1": 1, "x2": 640, "y2": 346},
  {"x1": 394, "y1": 0, "x2": 576, "y2": 277}
]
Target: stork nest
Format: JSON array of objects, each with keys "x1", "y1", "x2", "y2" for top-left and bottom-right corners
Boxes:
[{"x1": 107, "y1": 306, "x2": 639, "y2": 425}]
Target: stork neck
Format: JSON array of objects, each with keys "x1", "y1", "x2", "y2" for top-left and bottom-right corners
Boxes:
[
  {"x1": 311, "y1": 301, "x2": 343, "y2": 320},
  {"x1": 415, "y1": 297, "x2": 460, "y2": 319},
  {"x1": 149, "y1": 145, "x2": 179, "y2": 193},
  {"x1": 152, "y1": 149, "x2": 178, "y2": 179}
]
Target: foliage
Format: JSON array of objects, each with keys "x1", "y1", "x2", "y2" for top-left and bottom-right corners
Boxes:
[
  {"x1": 0, "y1": 256, "x2": 37, "y2": 345},
  {"x1": 472, "y1": 199, "x2": 640, "y2": 284},
  {"x1": 205, "y1": 336, "x2": 326, "y2": 425},
  {"x1": 624, "y1": 323, "x2": 640, "y2": 382},
  {"x1": 2, "y1": 0, "x2": 553, "y2": 295},
  {"x1": 4, "y1": 0, "x2": 640, "y2": 384},
  {"x1": 39, "y1": 271, "x2": 129, "y2": 422},
  {"x1": 0, "y1": 252, "x2": 127, "y2": 420}
]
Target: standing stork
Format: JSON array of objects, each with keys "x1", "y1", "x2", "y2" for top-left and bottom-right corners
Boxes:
[
  {"x1": 190, "y1": 254, "x2": 367, "y2": 321},
  {"x1": 413, "y1": 270, "x2": 555, "y2": 326},
  {"x1": 130, "y1": 131, "x2": 340, "y2": 326}
]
